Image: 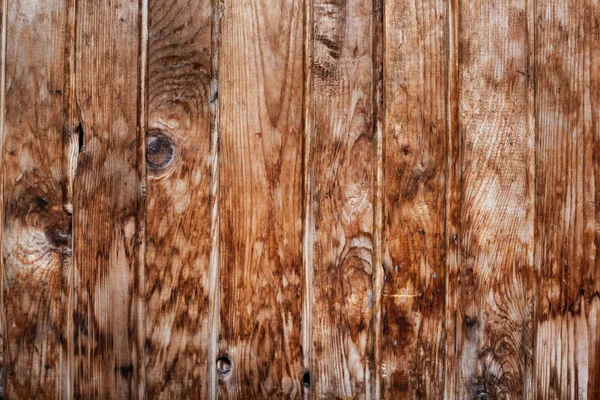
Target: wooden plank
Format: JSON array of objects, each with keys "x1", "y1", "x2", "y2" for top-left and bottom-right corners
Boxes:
[
  {"x1": 534, "y1": 0, "x2": 600, "y2": 397},
  {"x1": 456, "y1": 0, "x2": 535, "y2": 398},
  {"x1": 381, "y1": 0, "x2": 447, "y2": 397},
  {"x1": 310, "y1": 0, "x2": 375, "y2": 397},
  {"x1": 72, "y1": 0, "x2": 144, "y2": 397},
  {"x1": 217, "y1": 0, "x2": 305, "y2": 397},
  {"x1": 1, "y1": 0, "x2": 75, "y2": 397},
  {"x1": 144, "y1": 0, "x2": 214, "y2": 398}
]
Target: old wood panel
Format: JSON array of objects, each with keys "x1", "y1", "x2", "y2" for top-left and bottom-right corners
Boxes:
[
  {"x1": 381, "y1": 0, "x2": 447, "y2": 397},
  {"x1": 144, "y1": 0, "x2": 214, "y2": 398},
  {"x1": 72, "y1": 0, "x2": 145, "y2": 397},
  {"x1": 310, "y1": 0, "x2": 375, "y2": 397},
  {"x1": 455, "y1": 0, "x2": 535, "y2": 398},
  {"x1": 217, "y1": 0, "x2": 305, "y2": 397},
  {"x1": 535, "y1": 0, "x2": 600, "y2": 398},
  {"x1": 1, "y1": 0, "x2": 74, "y2": 397}
]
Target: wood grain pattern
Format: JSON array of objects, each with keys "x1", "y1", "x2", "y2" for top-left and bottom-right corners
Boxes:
[
  {"x1": 72, "y1": 0, "x2": 144, "y2": 397},
  {"x1": 145, "y1": 0, "x2": 214, "y2": 398},
  {"x1": 2, "y1": 0, "x2": 73, "y2": 397},
  {"x1": 217, "y1": 0, "x2": 305, "y2": 397},
  {"x1": 381, "y1": 1, "x2": 447, "y2": 397},
  {"x1": 310, "y1": 0, "x2": 375, "y2": 397},
  {"x1": 534, "y1": 0, "x2": 600, "y2": 398},
  {"x1": 456, "y1": 0, "x2": 535, "y2": 398}
]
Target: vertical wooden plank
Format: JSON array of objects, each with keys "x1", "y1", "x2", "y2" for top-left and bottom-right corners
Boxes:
[
  {"x1": 381, "y1": 0, "x2": 447, "y2": 397},
  {"x1": 144, "y1": 0, "x2": 214, "y2": 397},
  {"x1": 310, "y1": 0, "x2": 374, "y2": 397},
  {"x1": 535, "y1": 0, "x2": 600, "y2": 397},
  {"x1": 218, "y1": 0, "x2": 305, "y2": 397},
  {"x1": 1, "y1": 0, "x2": 74, "y2": 397},
  {"x1": 456, "y1": 0, "x2": 535, "y2": 398},
  {"x1": 72, "y1": 0, "x2": 144, "y2": 397}
]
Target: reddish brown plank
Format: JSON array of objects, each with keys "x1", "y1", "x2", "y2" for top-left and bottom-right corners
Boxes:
[
  {"x1": 1, "y1": 0, "x2": 75, "y2": 397},
  {"x1": 72, "y1": 0, "x2": 145, "y2": 397},
  {"x1": 310, "y1": 0, "x2": 375, "y2": 397},
  {"x1": 217, "y1": 0, "x2": 305, "y2": 397},
  {"x1": 381, "y1": 0, "x2": 447, "y2": 397},
  {"x1": 144, "y1": 0, "x2": 214, "y2": 398},
  {"x1": 455, "y1": 0, "x2": 535, "y2": 397},
  {"x1": 534, "y1": 0, "x2": 600, "y2": 397}
]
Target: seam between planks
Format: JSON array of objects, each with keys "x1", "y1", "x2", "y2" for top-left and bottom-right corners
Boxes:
[{"x1": 0, "y1": 0, "x2": 6, "y2": 395}]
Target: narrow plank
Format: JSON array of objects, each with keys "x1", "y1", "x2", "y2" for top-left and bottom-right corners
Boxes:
[
  {"x1": 456, "y1": 0, "x2": 535, "y2": 398},
  {"x1": 144, "y1": 0, "x2": 214, "y2": 397},
  {"x1": 534, "y1": 0, "x2": 600, "y2": 397},
  {"x1": 310, "y1": 0, "x2": 375, "y2": 397},
  {"x1": 72, "y1": 0, "x2": 144, "y2": 397},
  {"x1": 218, "y1": 0, "x2": 305, "y2": 397},
  {"x1": 381, "y1": 0, "x2": 447, "y2": 397},
  {"x1": 1, "y1": 0, "x2": 74, "y2": 397}
]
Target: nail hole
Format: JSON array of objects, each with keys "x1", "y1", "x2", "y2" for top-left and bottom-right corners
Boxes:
[
  {"x1": 146, "y1": 130, "x2": 175, "y2": 171},
  {"x1": 302, "y1": 371, "x2": 310, "y2": 388},
  {"x1": 35, "y1": 196, "x2": 48, "y2": 207},
  {"x1": 216, "y1": 356, "x2": 232, "y2": 375}
]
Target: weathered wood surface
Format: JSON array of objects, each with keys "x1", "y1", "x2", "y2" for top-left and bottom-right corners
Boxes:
[
  {"x1": 217, "y1": 0, "x2": 305, "y2": 398},
  {"x1": 310, "y1": 0, "x2": 375, "y2": 397},
  {"x1": 381, "y1": 0, "x2": 447, "y2": 397},
  {"x1": 1, "y1": 0, "x2": 599, "y2": 398},
  {"x1": 145, "y1": 0, "x2": 214, "y2": 398},
  {"x1": 72, "y1": 0, "x2": 145, "y2": 397},
  {"x1": 455, "y1": 0, "x2": 536, "y2": 398},
  {"x1": 535, "y1": 0, "x2": 600, "y2": 398}
]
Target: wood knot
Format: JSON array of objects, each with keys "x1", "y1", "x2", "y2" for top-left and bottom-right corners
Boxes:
[
  {"x1": 216, "y1": 356, "x2": 232, "y2": 376},
  {"x1": 147, "y1": 130, "x2": 176, "y2": 175},
  {"x1": 475, "y1": 392, "x2": 490, "y2": 400}
]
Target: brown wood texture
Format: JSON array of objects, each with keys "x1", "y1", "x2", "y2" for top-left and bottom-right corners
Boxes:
[
  {"x1": 1, "y1": 0, "x2": 600, "y2": 398},
  {"x1": 72, "y1": 0, "x2": 145, "y2": 397},
  {"x1": 310, "y1": 0, "x2": 375, "y2": 397},
  {"x1": 455, "y1": 0, "x2": 536, "y2": 398},
  {"x1": 144, "y1": 0, "x2": 214, "y2": 398},
  {"x1": 381, "y1": 0, "x2": 447, "y2": 397},
  {"x1": 534, "y1": 0, "x2": 600, "y2": 398},
  {"x1": 217, "y1": 0, "x2": 305, "y2": 398}
]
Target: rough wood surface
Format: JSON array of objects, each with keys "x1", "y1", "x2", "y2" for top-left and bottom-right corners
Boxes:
[
  {"x1": 455, "y1": 0, "x2": 535, "y2": 398},
  {"x1": 310, "y1": 0, "x2": 375, "y2": 397},
  {"x1": 534, "y1": 0, "x2": 600, "y2": 398},
  {"x1": 144, "y1": 0, "x2": 214, "y2": 398},
  {"x1": 1, "y1": 0, "x2": 73, "y2": 397},
  {"x1": 217, "y1": 0, "x2": 305, "y2": 397},
  {"x1": 72, "y1": 0, "x2": 144, "y2": 397},
  {"x1": 381, "y1": 1, "x2": 447, "y2": 397}
]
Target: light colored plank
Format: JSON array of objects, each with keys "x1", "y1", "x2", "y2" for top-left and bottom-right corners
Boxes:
[
  {"x1": 72, "y1": 0, "x2": 144, "y2": 397},
  {"x1": 1, "y1": 0, "x2": 74, "y2": 397},
  {"x1": 217, "y1": 0, "x2": 305, "y2": 397},
  {"x1": 381, "y1": 0, "x2": 447, "y2": 397},
  {"x1": 144, "y1": 0, "x2": 214, "y2": 397},
  {"x1": 534, "y1": 0, "x2": 600, "y2": 397},
  {"x1": 456, "y1": 0, "x2": 535, "y2": 397},
  {"x1": 310, "y1": 0, "x2": 375, "y2": 397}
]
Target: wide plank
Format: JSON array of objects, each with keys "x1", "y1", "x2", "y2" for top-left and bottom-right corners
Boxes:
[
  {"x1": 310, "y1": 0, "x2": 375, "y2": 397},
  {"x1": 455, "y1": 0, "x2": 535, "y2": 397},
  {"x1": 1, "y1": 0, "x2": 75, "y2": 397},
  {"x1": 145, "y1": 0, "x2": 214, "y2": 398},
  {"x1": 217, "y1": 0, "x2": 305, "y2": 397},
  {"x1": 534, "y1": 0, "x2": 600, "y2": 397},
  {"x1": 381, "y1": 0, "x2": 447, "y2": 397},
  {"x1": 72, "y1": 0, "x2": 145, "y2": 397}
]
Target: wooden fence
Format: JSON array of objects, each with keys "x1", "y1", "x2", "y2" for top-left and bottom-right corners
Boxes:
[{"x1": 1, "y1": 0, "x2": 599, "y2": 398}]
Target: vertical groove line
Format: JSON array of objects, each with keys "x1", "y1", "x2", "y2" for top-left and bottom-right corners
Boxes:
[
  {"x1": 301, "y1": 0, "x2": 314, "y2": 397},
  {"x1": 136, "y1": 0, "x2": 149, "y2": 397},
  {"x1": 0, "y1": 0, "x2": 6, "y2": 394},
  {"x1": 207, "y1": 0, "x2": 222, "y2": 398},
  {"x1": 444, "y1": 0, "x2": 460, "y2": 397},
  {"x1": 370, "y1": 0, "x2": 384, "y2": 397}
]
